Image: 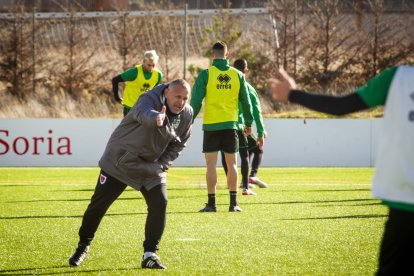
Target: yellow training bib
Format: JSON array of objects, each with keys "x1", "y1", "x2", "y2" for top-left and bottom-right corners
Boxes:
[
  {"x1": 204, "y1": 66, "x2": 240, "y2": 124},
  {"x1": 123, "y1": 65, "x2": 159, "y2": 108}
]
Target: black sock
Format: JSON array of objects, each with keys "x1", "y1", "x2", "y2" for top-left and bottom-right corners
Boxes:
[
  {"x1": 208, "y1": 194, "x2": 216, "y2": 206},
  {"x1": 230, "y1": 191, "x2": 237, "y2": 206},
  {"x1": 78, "y1": 241, "x2": 90, "y2": 248}
]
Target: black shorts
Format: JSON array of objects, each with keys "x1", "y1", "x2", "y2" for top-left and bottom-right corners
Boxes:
[{"x1": 203, "y1": 129, "x2": 238, "y2": 153}]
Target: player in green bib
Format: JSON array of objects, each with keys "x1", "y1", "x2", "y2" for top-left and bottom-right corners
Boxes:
[
  {"x1": 190, "y1": 41, "x2": 254, "y2": 212},
  {"x1": 270, "y1": 66, "x2": 414, "y2": 276},
  {"x1": 112, "y1": 50, "x2": 163, "y2": 116}
]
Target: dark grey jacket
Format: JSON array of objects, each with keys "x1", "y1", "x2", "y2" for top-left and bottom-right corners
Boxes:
[{"x1": 99, "y1": 83, "x2": 193, "y2": 191}]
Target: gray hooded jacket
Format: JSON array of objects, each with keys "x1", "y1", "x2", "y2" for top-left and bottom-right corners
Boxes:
[{"x1": 99, "y1": 83, "x2": 193, "y2": 191}]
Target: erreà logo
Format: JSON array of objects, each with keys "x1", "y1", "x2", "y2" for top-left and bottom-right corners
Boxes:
[
  {"x1": 216, "y1": 74, "x2": 232, "y2": 89},
  {"x1": 141, "y1": 83, "x2": 151, "y2": 92}
]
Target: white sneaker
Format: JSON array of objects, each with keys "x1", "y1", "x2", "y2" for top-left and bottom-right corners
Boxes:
[
  {"x1": 249, "y1": 177, "x2": 268, "y2": 188},
  {"x1": 242, "y1": 188, "x2": 256, "y2": 195}
]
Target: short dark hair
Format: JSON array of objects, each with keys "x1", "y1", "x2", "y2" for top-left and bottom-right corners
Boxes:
[
  {"x1": 212, "y1": 41, "x2": 227, "y2": 58},
  {"x1": 234, "y1": 59, "x2": 247, "y2": 72},
  {"x1": 169, "y1": 79, "x2": 190, "y2": 91},
  {"x1": 212, "y1": 41, "x2": 227, "y2": 50}
]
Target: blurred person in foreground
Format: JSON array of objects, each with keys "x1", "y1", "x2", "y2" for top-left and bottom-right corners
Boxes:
[
  {"x1": 69, "y1": 79, "x2": 193, "y2": 270},
  {"x1": 269, "y1": 66, "x2": 414, "y2": 276},
  {"x1": 190, "y1": 41, "x2": 253, "y2": 212},
  {"x1": 221, "y1": 58, "x2": 268, "y2": 196},
  {"x1": 112, "y1": 50, "x2": 163, "y2": 116}
]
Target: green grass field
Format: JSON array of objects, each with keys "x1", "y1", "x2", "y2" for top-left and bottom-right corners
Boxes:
[{"x1": 0, "y1": 167, "x2": 386, "y2": 275}]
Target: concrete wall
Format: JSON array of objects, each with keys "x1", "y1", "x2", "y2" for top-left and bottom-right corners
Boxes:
[{"x1": 0, "y1": 118, "x2": 381, "y2": 167}]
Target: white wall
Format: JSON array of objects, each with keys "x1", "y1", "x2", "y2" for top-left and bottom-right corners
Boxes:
[{"x1": 0, "y1": 118, "x2": 381, "y2": 167}]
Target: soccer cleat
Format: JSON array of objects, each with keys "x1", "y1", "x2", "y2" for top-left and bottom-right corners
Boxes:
[
  {"x1": 229, "y1": 205, "x2": 243, "y2": 212},
  {"x1": 249, "y1": 176, "x2": 268, "y2": 188},
  {"x1": 242, "y1": 188, "x2": 256, "y2": 195},
  {"x1": 69, "y1": 243, "x2": 90, "y2": 267},
  {"x1": 199, "y1": 204, "x2": 217, "y2": 212},
  {"x1": 142, "y1": 254, "x2": 167, "y2": 269}
]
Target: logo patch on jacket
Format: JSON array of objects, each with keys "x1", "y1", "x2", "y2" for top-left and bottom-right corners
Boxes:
[
  {"x1": 171, "y1": 116, "x2": 181, "y2": 130},
  {"x1": 216, "y1": 74, "x2": 232, "y2": 89},
  {"x1": 99, "y1": 174, "x2": 107, "y2": 185}
]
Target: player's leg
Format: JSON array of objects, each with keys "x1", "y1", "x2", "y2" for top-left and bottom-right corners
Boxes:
[
  {"x1": 224, "y1": 152, "x2": 242, "y2": 211},
  {"x1": 240, "y1": 147, "x2": 255, "y2": 195},
  {"x1": 140, "y1": 184, "x2": 168, "y2": 270},
  {"x1": 250, "y1": 146, "x2": 263, "y2": 178},
  {"x1": 238, "y1": 131, "x2": 255, "y2": 194},
  {"x1": 376, "y1": 207, "x2": 414, "y2": 275},
  {"x1": 205, "y1": 152, "x2": 218, "y2": 194},
  {"x1": 221, "y1": 150, "x2": 228, "y2": 175},
  {"x1": 248, "y1": 135, "x2": 267, "y2": 188},
  {"x1": 199, "y1": 152, "x2": 218, "y2": 212},
  {"x1": 200, "y1": 131, "x2": 220, "y2": 212},
  {"x1": 222, "y1": 129, "x2": 241, "y2": 211},
  {"x1": 69, "y1": 170, "x2": 127, "y2": 266}
]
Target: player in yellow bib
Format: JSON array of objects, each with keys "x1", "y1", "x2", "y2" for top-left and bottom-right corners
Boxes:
[
  {"x1": 112, "y1": 50, "x2": 163, "y2": 116},
  {"x1": 190, "y1": 41, "x2": 253, "y2": 212}
]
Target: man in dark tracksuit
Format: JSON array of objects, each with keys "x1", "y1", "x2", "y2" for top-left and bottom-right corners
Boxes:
[{"x1": 68, "y1": 79, "x2": 193, "y2": 270}]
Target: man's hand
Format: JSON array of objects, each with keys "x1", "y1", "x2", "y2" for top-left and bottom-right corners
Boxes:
[
  {"x1": 244, "y1": 125, "x2": 252, "y2": 136},
  {"x1": 268, "y1": 68, "x2": 297, "y2": 102},
  {"x1": 156, "y1": 105, "x2": 166, "y2": 127},
  {"x1": 257, "y1": 136, "x2": 265, "y2": 150},
  {"x1": 115, "y1": 97, "x2": 123, "y2": 104},
  {"x1": 263, "y1": 130, "x2": 268, "y2": 139}
]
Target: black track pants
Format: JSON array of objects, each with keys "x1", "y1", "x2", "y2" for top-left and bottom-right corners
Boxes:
[
  {"x1": 78, "y1": 170, "x2": 167, "y2": 252},
  {"x1": 376, "y1": 207, "x2": 414, "y2": 276}
]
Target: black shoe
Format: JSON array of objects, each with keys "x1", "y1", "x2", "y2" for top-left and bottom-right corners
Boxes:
[
  {"x1": 69, "y1": 243, "x2": 90, "y2": 267},
  {"x1": 199, "y1": 204, "x2": 217, "y2": 212},
  {"x1": 141, "y1": 254, "x2": 167, "y2": 270},
  {"x1": 229, "y1": 205, "x2": 243, "y2": 212}
]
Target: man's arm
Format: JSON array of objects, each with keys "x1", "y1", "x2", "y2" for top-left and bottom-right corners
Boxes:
[
  {"x1": 269, "y1": 68, "x2": 369, "y2": 115},
  {"x1": 157, "y1": 114, "x2": 193, "y2": 171},
  {"x1": 289, "y1": 90, "x2": 368, "y2": 115},
  {"x1": 112, "y1": 75, "x2": 123, "y2": 103},
  {"x1": 112, "y1": 67, "x2": 139, "y2": 103},
  {"x1": 189, "y1": 70, "x2": 208, "y2": 121},
  {"x1": 133, "y1": 94, "x2": 163, "y2": 128},
  {"x1": 157, "y1": 70, "x2": 163, "y2": 85},
  {"x1": 247, "y1": 84, "x2": 265, "y2": 137},
  {"x1": 239, "y1": 74, "x2": 254, "y2": 127}
]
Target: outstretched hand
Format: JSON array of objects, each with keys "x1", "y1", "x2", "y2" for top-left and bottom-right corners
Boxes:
[
  {"x1": 268, "y1": 68, "x2": 297, "y2": 103},
  {"x1": 156, "y1": 105, "x2": 166, "y2": 127}
]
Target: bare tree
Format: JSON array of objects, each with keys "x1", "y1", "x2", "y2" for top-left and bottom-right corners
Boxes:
[
  {"x1": 295, "y1": 0, "x2": 363, "y2": 92},
  {"x1": 59, "y1": 2, "x2": 100, "y2": 99},
  {"x1": 358, "y1": 0, "x2": 414, "y2": 79},
  {"x1": 111, "y1": 13, "x2": 147, "y2": 71},
  {"x1": 0, "y1": 3, "x2": 34, "y2": 101}
]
